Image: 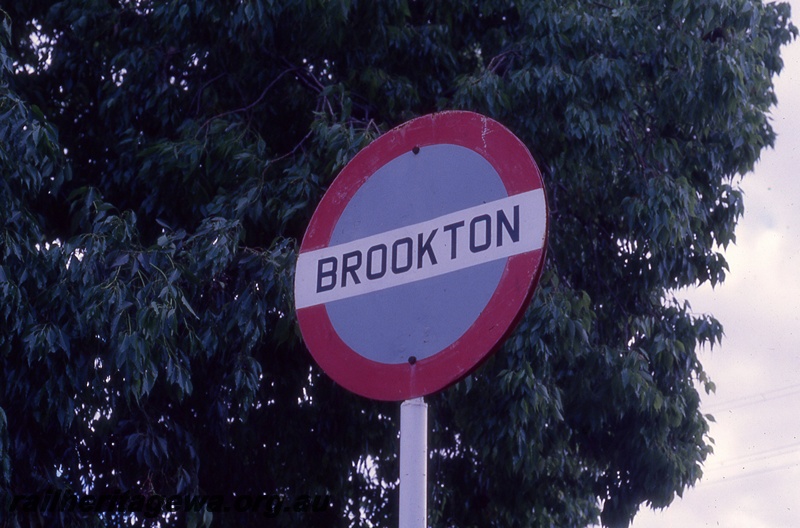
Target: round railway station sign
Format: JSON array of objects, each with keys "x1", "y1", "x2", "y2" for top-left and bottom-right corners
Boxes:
[{"x1": 294, "y1": 111, "x2": 548, "y2": 400}]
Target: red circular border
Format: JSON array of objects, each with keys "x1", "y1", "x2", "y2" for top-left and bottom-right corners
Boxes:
[{"x1": 295, "y1": 111, "x2": 548, "y2": 400}]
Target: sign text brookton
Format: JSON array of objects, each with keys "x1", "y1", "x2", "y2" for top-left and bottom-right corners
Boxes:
[{"x1": 295, "y1": 189, "x2": 546, "y2": 309}]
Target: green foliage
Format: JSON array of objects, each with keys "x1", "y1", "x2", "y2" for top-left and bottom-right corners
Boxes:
[{"x1": 0, "y1": 1, "x2": 795, "y2": 527}]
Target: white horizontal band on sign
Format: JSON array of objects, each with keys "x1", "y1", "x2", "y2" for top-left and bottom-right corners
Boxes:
[{"x1": 295, "y1": 189, "x2": 546, "y2": 309}]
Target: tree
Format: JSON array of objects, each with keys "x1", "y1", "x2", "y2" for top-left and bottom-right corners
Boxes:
[{"x1": 0, "y1": 0, "x2": 795, "y2": 526}]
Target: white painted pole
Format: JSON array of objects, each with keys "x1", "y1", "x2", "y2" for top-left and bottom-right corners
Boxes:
[{"x1": 399, "y1": 397, "x2": 427, "y2": 528}]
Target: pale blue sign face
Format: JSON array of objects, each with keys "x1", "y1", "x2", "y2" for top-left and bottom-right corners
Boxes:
[
  {"x1": 295, "y1": 110, "x2": 548, "y2": 400},
  {"x1": 326, "y1": 144, "x2": 507, "y2": 364}
]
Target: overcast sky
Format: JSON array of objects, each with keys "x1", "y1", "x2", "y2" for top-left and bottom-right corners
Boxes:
[{"x1": 633, "y1": 1, "x2": 800, "y2": 526}]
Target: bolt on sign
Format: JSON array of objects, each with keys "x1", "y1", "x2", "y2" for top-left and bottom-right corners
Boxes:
[{"x1": 294, "y1": 111, "x2": 548, "y2": 401}]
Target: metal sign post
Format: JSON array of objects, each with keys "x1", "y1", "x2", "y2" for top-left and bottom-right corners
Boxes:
[{"x1": 399, "y1": 398, "x2": 427, "y2": 528}]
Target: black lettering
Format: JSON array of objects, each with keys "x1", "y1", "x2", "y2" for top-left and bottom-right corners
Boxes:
[
  {"x1": 443, "y1": 221, "x2": 464, "y2": 259},
  {"x1": 250, "y1": 494, "x2": 266, "y2": 513},
  {"x1": 417, "y1": 229, "x2": 438, "y2": 268},
  {"x1": 182, "y1": 493, "x2": 207, "y2": 512},
  {"x1": 366, "y1": 244, "x2": 387, "y2": 280},
  {"x1": 61, "y1": 492, "x2": 79, "y2": 512},
  {"x1": 470, "y1": 214, "x2": 492, "y2": 252},
  {"x1": 143, "y1": 495, "x2": 164, "y2": 517},
  {"x1": 126, "y1": 494, "x2": 145, "y2": 513},
  {"x1": 110, "y1": 491, "x2": 131, "y2": 512},
  {"x1": 40, "y1": 490, "x2": 55, "y2": 512},
  {"x1": 341, "y1": 251, "x2": 362, "y2": 287},
  {"x1": 316, "y1": 256, "x2": 337, "y2": 293},
  {"x1": 234, "y1": 495, "x2": 254, "y2": 512},
  {"x1": 392, "y1": 237, "x2": 413, "y2": 273},
  {"x1": 293, "y1": 494, "x2": 311, "y2": 513},
  {"x1": 204, "y1": 495, "x2": 225, "y2": 513},
  {"x1": 53, "y1": 490, "x2": 69, "y2": 511},
  {"x1": 263, "y1": 494, "x2": 282, "y2": 518},
  {"x1": 497, "y1": 205, "x2": 520, "y2": 246},
  {"x1": 94, "y1": 493, "x2": 113, "y2": 512},
  {"x1": 79, "y1": 495, "x2": 97, "y2": 513},
  {"x1": 312, "y1": 494, "x2": 332, "y2": 512}
]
